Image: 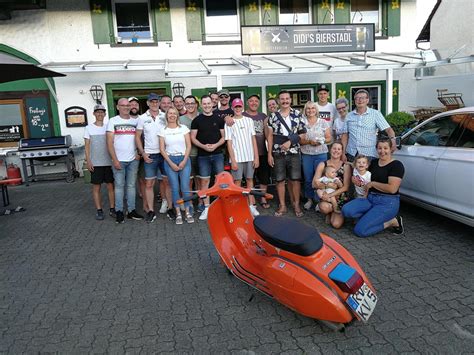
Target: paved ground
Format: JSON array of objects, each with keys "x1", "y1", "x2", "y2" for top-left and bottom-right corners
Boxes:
[{"x1": 1, "y1": 179, "x2": 473, "y2": 354}]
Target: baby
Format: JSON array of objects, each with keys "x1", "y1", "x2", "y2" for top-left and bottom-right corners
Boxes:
[
  {"x1": 316, "y1": 166, "x2": 343, "y2": 212},
  {"x1": 352, "y1": 155, "x2": 371, "y2": 198}
]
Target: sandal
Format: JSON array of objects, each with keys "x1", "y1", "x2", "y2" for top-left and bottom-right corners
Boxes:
[
  {"x1": 274, "y1": 206, "x2": 287, "y2": 217},
  {"x1": 293, "y1": 203, "x2": 304, "y2": 218},
  {"x1": 294, "y1": 208, "x2": 304, "y2": 218}
]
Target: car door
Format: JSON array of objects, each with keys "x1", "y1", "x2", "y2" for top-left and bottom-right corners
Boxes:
[
  {"x1": 435, "y1": 113, "x2": 474, "y2": 217},
  {"x1": 395, "y1": 113, "x2": 459, "y2": 205}
]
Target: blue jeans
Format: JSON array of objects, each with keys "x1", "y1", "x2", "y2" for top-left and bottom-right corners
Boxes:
[
  {"x1": 301, "y1": 153, "x2": 327, "y2": 201},
  {"x1": 342, "y1": 193, "x2": 400, "y2": 238},
  {"x1": 198, "y1": 153, "x2": 224, "y2": 179},
  {"x1": 164, "y1": 155, "x2": 192, "y2": 209},
  {"x1": 112, "y1": 160, "x2": 139, "y2": 212}
]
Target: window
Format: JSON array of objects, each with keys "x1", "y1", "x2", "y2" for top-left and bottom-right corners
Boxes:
[
  {"x1": 350, "y1": 86, "x2": 380, "y2": 111},
  {"x1": 452, "y1": 114, "x2": 474, "y2": 148},
  {"x1": 403, "y1": 115, "x2": 459, "y2": 147},
  {"x1": 204, "y1": 0, "x2": 240, "y2": 42},
  {"x1": 287, "y1": 89, "x2": 314, "y2": 112},
  {"x1": 351, "y1": 0, "x2": 381, "y2": 33},
  {"x1": 279, "y1": 0, "x2": 310, "y2": 25},
  {"x1": 112, "y1": 0, "x2": 153, "y2": 42},
  {"x1": 0, "y1": 100, "x2": 27, "y2": 146}
]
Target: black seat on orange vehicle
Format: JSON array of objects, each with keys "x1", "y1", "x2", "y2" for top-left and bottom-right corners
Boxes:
[{"x1": 253, "y1": 216, "x2": 323, "y2": 256}]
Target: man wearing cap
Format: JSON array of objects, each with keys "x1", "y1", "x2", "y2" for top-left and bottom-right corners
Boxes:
[
  {"x1": 107, "y1": 98, "x2": 143, "y2": 223},
  {"x1": 191, "y1": 95, "x2": 225, "y2": 220},
  {"x1": 341, "y1": 89, "x2": 396, "y2": 162},
  {"x1": 225, "y1": 98, "x2": 260, "y2": 216},
  {"x1": 136, "y1": 93, "x2": 171, "y2": 223},
  {"x1": 316, "y1": 84, "x2": 337, "y2": 128},
  {"x1": 267, "y1": 90, "x2": 307, "y2": 218},
  {"x1": 215, "y1": 89, "x2": 234, "y2": 121},
  {"x1": 84, "y1": 104, "x2": 115, "y2": 221}
]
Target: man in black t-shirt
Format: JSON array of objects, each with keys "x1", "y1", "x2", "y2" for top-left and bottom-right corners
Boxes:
[
  {"x1": 191, "y1": 95, "x2": 225, "y2": 220},
  {"x1": 215, "y1": 89, "x2": 234, "y2": 121}
]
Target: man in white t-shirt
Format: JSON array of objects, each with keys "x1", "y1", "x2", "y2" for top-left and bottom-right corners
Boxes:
[
  {"x1": 84, "y1": 104, "x2": 115, "y2": 221},
  {"x1": 316, "y1": 84, "x2": 337, "y2": 129},
  {"x1": 107, "y1": 97, "x2": 143, "y2": 223},
  {"x1": 136, "y1": 93, "x2": 173, "y2": 223},
  {"x1": 225, "y1": 98, "x2": 260, "y2": 217}
]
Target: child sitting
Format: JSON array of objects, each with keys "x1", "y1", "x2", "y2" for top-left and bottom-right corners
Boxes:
[
  {"x1": 316, "y1": 166, "x2": 343, "y2": 213},
  {"x1": 352, "y1": 155, "x2": 371, "y2": 198}
]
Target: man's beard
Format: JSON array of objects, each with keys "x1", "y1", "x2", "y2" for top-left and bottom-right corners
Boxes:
[{"x1": 130, "y1": 108, "x2": 139, "y2": 116}]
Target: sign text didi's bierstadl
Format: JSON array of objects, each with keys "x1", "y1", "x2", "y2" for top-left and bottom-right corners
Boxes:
[{"x1": 241, "y1": 24, "x2": 375, "y2": 55}]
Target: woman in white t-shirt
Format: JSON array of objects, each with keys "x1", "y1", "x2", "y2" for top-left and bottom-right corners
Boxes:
[{"x1": 159, "y1": 107, "x2": 193, "y2": 225}]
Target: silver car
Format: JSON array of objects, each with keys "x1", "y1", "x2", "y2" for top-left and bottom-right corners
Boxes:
[{"x1": 394, "y1": 107, "x2": 474, "y2": 227}]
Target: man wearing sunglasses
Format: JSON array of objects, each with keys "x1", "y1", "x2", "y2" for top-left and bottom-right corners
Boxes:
[{"x1": 215, "y1": 89, "x2": 234, "y2": 122}]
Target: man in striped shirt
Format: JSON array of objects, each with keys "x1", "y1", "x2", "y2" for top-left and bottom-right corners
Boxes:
[{"x1": 341, "y1": 89, "x2": 396, "y2": 162}]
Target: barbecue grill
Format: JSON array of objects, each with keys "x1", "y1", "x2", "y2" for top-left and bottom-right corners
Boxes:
[{"x1": 18, "y1": 135, "x2": 76, "y2": 184}]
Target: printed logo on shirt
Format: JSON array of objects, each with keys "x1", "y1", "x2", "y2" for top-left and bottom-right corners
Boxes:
[
  {"x1": 114, "y1": 124, "x2": 136, "y2": 135},
  {"x1": 319, "y1": 111, "x2": 332, "y2": 122}
]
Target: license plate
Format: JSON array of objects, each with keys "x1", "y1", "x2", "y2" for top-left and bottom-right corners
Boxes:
[{"x1": 346, "y1": 283, "x2": 378, "y2": 322}]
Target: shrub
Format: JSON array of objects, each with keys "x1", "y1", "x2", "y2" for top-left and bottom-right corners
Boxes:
[{"x1": 386, "y1": 111, "x2": 416, "y2": 136}]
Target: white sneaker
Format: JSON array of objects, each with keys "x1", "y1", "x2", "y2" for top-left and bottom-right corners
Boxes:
[
  {"x1": 303, "y1": 200, "x2": 313, "y2": 210},
  {"x1": 159, "y1": 200, "x2": 168, "y2": 214},
  {"x1": 249, "y1": 204, "x2": 260, "y2": 217},
  {"x1": 199, "y1": 207, "x2": 209, "y2": 220}
]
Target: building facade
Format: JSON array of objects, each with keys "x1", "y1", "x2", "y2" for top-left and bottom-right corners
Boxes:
[{"x1": 2, "y1": 0, "x2": 471, "y2": 173}]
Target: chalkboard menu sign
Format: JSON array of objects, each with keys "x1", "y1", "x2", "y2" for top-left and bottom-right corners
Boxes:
[{"x1": 25, "y1": 96, "x2": 53, "y2": 138}]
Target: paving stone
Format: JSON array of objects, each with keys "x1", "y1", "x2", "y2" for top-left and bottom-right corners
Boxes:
[{"x1": 1, "y1": 181, "x2": 472, "y2": 353}]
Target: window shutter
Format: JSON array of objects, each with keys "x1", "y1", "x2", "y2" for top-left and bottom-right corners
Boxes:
[
  {"x1": 392, "y1": 80, "x2": 399, "y2": 112},
  {"x1": 89, "y1": 0, "x2": 113, "y2": 44},
  {"x1": 185, "y1": 0, "x2": 203, "y2": 41},
  {"x1": 335, "y1": 83, "x2": 351, "y2": 104},
  {"x1": 314, "y1": 0, "x2": 333, "y2": 24},
  {"x1": 261, "y1": 0, "x2": 278, "y2": 25},
  {"x1": 191, "y1": 88, "x2": 211, "y2": 105},
  {"x1": 241, "y1": 0, "x2": 260, "y2": 26},
  {"x1": 151, "y1": 0, "x2": 173, "y2": 41},
  {"x1": 386, "y1": 0, "x2": 401, "y2": 36},
  {"x1": 265, "y1": 85, "x2": 280, "y2": 106},
  {"x1": 334, "y1": 0, "x2": 350, "y2": 24}
]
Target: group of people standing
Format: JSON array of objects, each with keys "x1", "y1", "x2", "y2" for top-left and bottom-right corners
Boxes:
[{"x1": 84, "y1": 84, "x2": 405, "y2": 238}]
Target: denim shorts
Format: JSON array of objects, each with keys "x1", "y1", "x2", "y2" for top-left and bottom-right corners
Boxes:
[
  {"x1": 198, "y1": 153, "x2": 224, "y2": 179},
  {"x1": 273, "y1": 153, "x2": 302, "y2": 182},
  {"x1": 144, "y1": 153, "x2": 165, "y2": 180}
]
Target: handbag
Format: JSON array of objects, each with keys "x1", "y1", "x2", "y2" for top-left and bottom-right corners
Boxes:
[{"x1": 273, "y1": 112, "x2": 304, "y2": 145}]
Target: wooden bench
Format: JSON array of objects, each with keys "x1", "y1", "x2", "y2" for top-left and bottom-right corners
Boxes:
[{"x1": 0, "y1": 178, "x2": 22, "y2": 207}]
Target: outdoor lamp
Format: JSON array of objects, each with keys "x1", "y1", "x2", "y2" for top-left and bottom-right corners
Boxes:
[
  {"x1": 172, "y1": 82, "x2": 185, "y2": 96},
  {"x1": 90, "y1": 85, "x2": 104, "y2": 104}
]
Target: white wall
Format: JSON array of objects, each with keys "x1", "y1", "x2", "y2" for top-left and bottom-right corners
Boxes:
[
  {"x1": 430, "y1": 0, "x2": 474, "y2": 58},
  {"x1": 0, "y1": 0, "x2": 436, "y2": 64}
]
